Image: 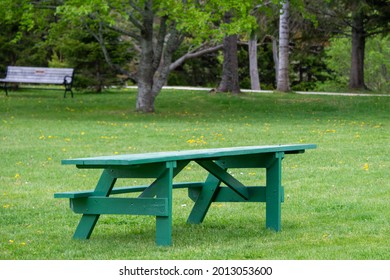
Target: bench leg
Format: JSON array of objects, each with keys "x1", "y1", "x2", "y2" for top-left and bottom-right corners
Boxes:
[
  {"x1": 64, "y1": 88, "x2": 73, "y2": 98},
  {"x1": 64, "y1": 82, "x2": 73, "y2": 98},
  {"x1": 155, "y1": 161, "x2": 175, "y2": 246},
  {"x1": 265, "y1": 152, "x2": 284, "y2": 231}
]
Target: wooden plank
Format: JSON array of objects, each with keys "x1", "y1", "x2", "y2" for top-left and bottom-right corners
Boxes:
[
  {"x1": 155, "y1": 161, "x2": 175, "y2": 246},
  {"x1": 265, "y1": 152, "x2": 283, "y2": 231},
  {"x1": 217, "y1": 153, "x2": 275, "y2": 168},
  {"x1": 189, "y1": 186, "x2": 285, "y2": 203},
  {"x1": 62, "y1": 144, "x2": 316, "y2": 167},
  {"x1": 106, "y1": 163, "x2": 167, "y2": 178},
  {"x1": 54, "y1": 182, "x2": 204, "y2": 198},
  {"x1": 70, "y1": 197, "x2": 168, "y2": 216},
  {"x1": 72, "y1": 170, "x2": 116, "y2": 239},
  {"x1": 187, "y1": 173, "x2": 222, "y2": 224}
]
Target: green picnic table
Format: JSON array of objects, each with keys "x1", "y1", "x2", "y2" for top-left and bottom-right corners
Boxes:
[{"x1": 55, "y1": 144, "x2": 316, "y2": 246}]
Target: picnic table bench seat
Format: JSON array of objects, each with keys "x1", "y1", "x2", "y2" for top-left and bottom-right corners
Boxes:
[
  {"x1": 55, "y1": 144, "x2": 316, "y2": 246},
  {"x1": 0, "y1": 66, "x2": 74, "y2": 97}
]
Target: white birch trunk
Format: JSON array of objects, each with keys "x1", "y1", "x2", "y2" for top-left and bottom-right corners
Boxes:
[
  {"x1": 277, "y1": 0, "x2": 290, "y2": 92},
  {"x1": 272, "y1": 37, "x2": 279, "y2": 86}
]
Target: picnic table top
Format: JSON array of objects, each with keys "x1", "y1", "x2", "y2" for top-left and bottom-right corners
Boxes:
[{"x1": 62, "y1": 144, "x2": 316, "y2": 167}]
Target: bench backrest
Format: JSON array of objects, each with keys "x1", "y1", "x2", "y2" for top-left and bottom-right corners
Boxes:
[{"x1": 4, "y1": 66, "x2": 74, "y2": 84}]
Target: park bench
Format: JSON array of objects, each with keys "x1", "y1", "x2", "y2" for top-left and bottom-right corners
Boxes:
[
  {"x1": 54, "y1": 144, "x2": 316, "y2": 246},
  {"x1": 0, "y1": 66, "x2": 74, "y2": 97}
]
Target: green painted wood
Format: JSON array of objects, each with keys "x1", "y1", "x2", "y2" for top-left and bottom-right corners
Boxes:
[
  {"x1": 189, "y1": 186, "x2": 285, "y2": 203},
  {"x1": 72, "y1": 215, "x2": 100, "y2": 240},
  {"x1": 139, "y1": 160, "x2": 189, "y2": 198},
  {"x1": 62, "y1": 144, "x2": 316, "y2": 167},
  {"x1": 187, "y1": 173, "x2": 222, "y2": 224},
  {"x1": 70, "y1": 197, "x2": 168, "y2": 216},
  {"x1": 155, "y1": 161, "x2": 175, "y2": 246},
  {"x1": 196, "y1": 160, "x2": 249, "y2": 200},
  {"x1": 265, "y1": 152, "x2": 284, "y2": 231},
  {"x1": 54, "y1": 182, "x2": 204, "y2": 199},
  {"x1": 217, "y1": 153, "x2": 275, "y2": 168},
  {"x1": 72, "y1": 170, "x2": 116, "y2": 239},
  {"x1": 105, "y1": 163, "x2": 167, "y2": 178}
]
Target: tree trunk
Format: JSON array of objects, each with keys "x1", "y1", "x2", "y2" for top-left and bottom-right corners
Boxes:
[
  {"x1": 249, "y1": 33, "x2": 261, "y2": 90},
  {"x1": 217, "y1": 13, "x2": 240, "y2": 94},
  {"x1": 135, "y1": 3, "x2": 182, "y2": 112},
  {"x1": 276, "y1": 0, "x2": 290, "y2": 92},
  {"x1": 272, "y1": 36, "x2": 279, "y2": 87},
  {"x1": 135, "y1": 0, "x2": 155, "y2": 112},
  {"x1": 349, "y1": 11, "x2": 367, "y2": 90}
]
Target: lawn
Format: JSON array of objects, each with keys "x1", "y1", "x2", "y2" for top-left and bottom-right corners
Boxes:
[{"x1": 0, "y1": 88, "x2": 389, "y2": 259}]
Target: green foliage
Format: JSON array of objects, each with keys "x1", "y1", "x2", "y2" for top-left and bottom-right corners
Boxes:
[
  {"x1": 316, "y1": 36, "x2": 390, "y2": 92},
  {"x1": 160, "y1": 0, "x2": 263, "y2": 42},
  {"x1": 365, "y1": 36, "x2": 390, "y2": 92},
  {"x1": 0, "y1": 0, "x2": 35, "y2": 42},
  {"x1": 48, "y1": 19, "x2": 135, "y2": 91}
]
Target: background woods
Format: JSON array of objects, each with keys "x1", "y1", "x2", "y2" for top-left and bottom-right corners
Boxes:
[{"x1": 0, "y1": 0, "x2": 389, "y2": 111}]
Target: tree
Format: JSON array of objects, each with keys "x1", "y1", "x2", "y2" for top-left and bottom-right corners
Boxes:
[
  {"x1": 276, "y1": 0, "x2": 290, "y2": 91},
  {"x1": 322, "y1": 35, "x2": 390, "y2": 92},
  {"x1": 217, "y1": 12, "x2": 241, "y2": 94},
  {"x1": 306, "y1": 0, "x2": 390, "y2": 90},
  {"x1": 347, "y1": 0, "x2": 390, "y2": 89},
  {"x1": 0, "y1": 0, "x2": 56, "y2": 69},
  {"x1": 248, "y1": 32, "x2": 261, "y2": 90},
  {"x1": 57, "y1": 0, "x2": 260, "y2": 112}
]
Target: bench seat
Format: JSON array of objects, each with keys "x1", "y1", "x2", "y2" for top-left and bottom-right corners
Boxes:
[{"x1": 54, "y1": 182, "x2": 204, "y2": 198}]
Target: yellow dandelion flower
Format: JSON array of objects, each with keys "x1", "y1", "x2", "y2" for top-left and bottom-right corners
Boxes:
[
  {"x1": 15, "y1": 173, "x2": 20, "y2": 179},
  {"x1": 363, "y1": 163, "x2": 369, "y2": 171}
]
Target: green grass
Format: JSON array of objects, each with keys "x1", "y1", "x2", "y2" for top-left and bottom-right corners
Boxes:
[{"x1": 0, "y1": 88, "x2": 389, "y2": 259}]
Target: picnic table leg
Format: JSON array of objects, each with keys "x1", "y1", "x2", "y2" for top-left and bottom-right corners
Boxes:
[
  {"x1": 155, "y1": 161, "x2": 175, "y2": 246},
  {"x1": 73, "y1": 214, "x2": 101, "y2": 239},
  {"x1": 72, "y1": 170, "x2": 116, "y2": 239},
  {"x1": 187, "y1": 173, "x2": 221, "y2": 224},
  {"x1": 265, "y1": 152, "x2": 284, "y2": 231}
]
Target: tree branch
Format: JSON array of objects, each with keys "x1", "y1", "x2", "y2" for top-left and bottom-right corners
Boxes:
[
  {"x1": 169, "y1": 44, "x2": 223, "y2": 71},
  {"x1": 106, "y1": 24, "x2": 141, "y2": 41},
  {"x1": 84, "y1": 20, "x2": 137, "y2": 82}
]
